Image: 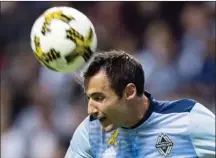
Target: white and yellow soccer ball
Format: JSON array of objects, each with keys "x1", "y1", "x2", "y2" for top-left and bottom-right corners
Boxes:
[{"x1": 30, "y1": 6, "x2": 97, "y2": 72}]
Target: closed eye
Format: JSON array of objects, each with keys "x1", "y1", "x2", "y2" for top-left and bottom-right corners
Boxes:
[
  {"x1": 86, "y1": 92, "x2": 105, "y2": 102},
  {"x1": 93, "y1": 95, "x2": 105, "y2": 102}
]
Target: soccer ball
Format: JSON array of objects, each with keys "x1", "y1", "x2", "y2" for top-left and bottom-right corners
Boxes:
[{"x1": 30, "y1": 6, "x2": 97, "y2": 72}]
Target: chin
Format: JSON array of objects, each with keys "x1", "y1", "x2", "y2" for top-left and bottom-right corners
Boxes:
[{"x1": 102, "y1": 124, "x2": 117, "y2": 133}]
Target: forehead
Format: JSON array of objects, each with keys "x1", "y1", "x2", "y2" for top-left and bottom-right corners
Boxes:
[{"x1": 85, "y1": 71, "x2": 112, "y2": 95}]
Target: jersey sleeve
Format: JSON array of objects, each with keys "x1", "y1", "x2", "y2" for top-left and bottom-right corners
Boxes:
[
  {"x1": 64, "y1": 116, "x2": 93, "y2": 158},
  {"x1": 189, "y1": 102, "x2": 215, "y2": 158}
]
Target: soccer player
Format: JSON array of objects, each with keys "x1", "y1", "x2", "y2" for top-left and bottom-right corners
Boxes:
[{"x1": 65, "y1": 50, "x2": 215, "y2": 158}]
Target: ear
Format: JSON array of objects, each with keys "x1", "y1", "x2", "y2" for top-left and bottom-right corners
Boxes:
[{"x1": 124, "y1": 83, "x2": 137, "y2": 100}]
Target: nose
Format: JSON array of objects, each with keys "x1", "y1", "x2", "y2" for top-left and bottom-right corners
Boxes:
[
  {"x1": 88, "y1": 100, "x2": 99, "y2": 118},
  {"x1": 90, "y1": 109, "x2": 99, "y2": 118}
]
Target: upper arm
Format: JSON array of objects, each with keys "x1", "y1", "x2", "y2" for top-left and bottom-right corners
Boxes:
[
  {"x1": 65, "y1": 117, "x2": 93, "y2": 158},
  {"x1": 189, "y1": 103, "x2": 215, "y2": 158}
]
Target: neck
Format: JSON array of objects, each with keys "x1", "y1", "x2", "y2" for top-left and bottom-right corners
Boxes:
[{"x1": 123, "y1": 95, "x2": 150, "y2": 128}]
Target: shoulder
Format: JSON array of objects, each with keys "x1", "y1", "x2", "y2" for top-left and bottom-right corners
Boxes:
[
  {"x1": 65, "y1": 116, "x2": 93, "y2": 158},
  {"x1": 71, "y1": 115, "x2": 101, "y2": 146},
  {"x1": 153, "y1": 98, "x2": 197, "y2": 114},
  {"x1": 72, "y1": 116, "x2": 90, "y2": 142},
  {"x1": 153, "y1": 99, "x2": 215, "y2": 157},
  {"x1": 188, "y1": 102, "x2": 215, "y2": 134},
  {"x1": 188, "y1": 102, "x2": 215, "y2": 157}
]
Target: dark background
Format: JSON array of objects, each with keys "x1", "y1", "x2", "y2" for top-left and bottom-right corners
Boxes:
[{"x1": 1, "y1": 2, "x2": 215, "y2": 158}]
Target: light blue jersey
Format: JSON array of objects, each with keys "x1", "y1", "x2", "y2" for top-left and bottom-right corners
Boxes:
[{"x1": 65, "y1": 92, "x2": 215, "y2": 158}]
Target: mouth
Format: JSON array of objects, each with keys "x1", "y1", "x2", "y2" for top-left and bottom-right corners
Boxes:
[{"x1": 98, "y1": 116, "x2": 106, "y2": 122}]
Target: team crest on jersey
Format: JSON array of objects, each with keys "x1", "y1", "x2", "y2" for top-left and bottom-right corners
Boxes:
[{"x1": 155, "y1": 133, "x2": 173, "y2": 157}]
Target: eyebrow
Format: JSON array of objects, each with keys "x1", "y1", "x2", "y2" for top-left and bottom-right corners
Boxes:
[{"x1": 86, "y1": 92, "x2": 104, "y2": 98}]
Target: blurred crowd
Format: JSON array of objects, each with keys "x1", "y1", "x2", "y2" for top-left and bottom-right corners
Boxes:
[{"x1": 1, "y1": 2, "x2": 215, "y2": 158}]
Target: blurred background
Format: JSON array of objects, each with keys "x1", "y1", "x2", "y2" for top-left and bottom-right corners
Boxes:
[{"x1": 1, "y1": 1, "x2": 215, "y2": 158}]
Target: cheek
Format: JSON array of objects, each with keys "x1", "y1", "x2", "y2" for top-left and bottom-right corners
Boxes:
[
  {"x1": 97, "y1": 102, "x2": 115, "y2": 114},
  {"x1": 100, "y1": 100, "x2": 124, "y2": 117}
]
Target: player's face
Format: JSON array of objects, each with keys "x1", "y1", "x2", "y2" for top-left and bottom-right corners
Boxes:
[{"x1": 85, "y1": 71, "x2": 128, "y2": 132}]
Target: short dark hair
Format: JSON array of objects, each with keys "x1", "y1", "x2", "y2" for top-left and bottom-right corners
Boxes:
[{"x1": 83, "y1": 50, "x2": 145, "y2": 98}]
